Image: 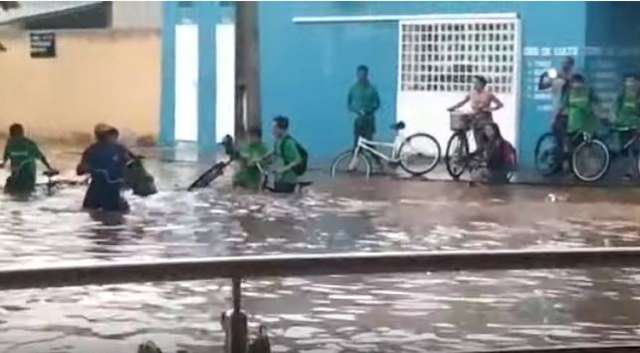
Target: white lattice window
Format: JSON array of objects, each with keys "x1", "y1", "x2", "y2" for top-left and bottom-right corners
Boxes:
[{"x1": 400, "y1": 20, "x2": 517, "y2": 94}]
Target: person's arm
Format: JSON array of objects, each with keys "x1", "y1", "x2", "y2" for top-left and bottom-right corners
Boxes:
[
  {"x1": 489, "y1": 93, "x2": 504, "y2": 112},
  {"x1": 123, "y1": 146, "x2": 136, "y2": 163},
  {"x1": 39, "y1": 155, "x2": 53, "y2": 171},
  {"x1": 33, "y1": 144, "x2": 54, "y2": 171},
  {"x1": 347, "y1": 86, "x2": 360, "y2": 115},
  {"x1": 76, "y1": 149, "x2": 90, "y2": 175},
  {"x1": 538, "y1": 72, "x2": 552, "y2": 90},
  {"x1": 448, "y1": 95, "x2": 470, "y2": 111}
]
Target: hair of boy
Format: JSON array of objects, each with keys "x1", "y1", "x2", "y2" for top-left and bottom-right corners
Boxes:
[
  {"x1": 9, "y1": 123, "x2": 23, "y2": 137},
  {"x1": 474, "y1": 75, "x2": 488, "y2": 86},
  {"x1": 273, "y1": 116, "x2": 289, "y2": 130}
]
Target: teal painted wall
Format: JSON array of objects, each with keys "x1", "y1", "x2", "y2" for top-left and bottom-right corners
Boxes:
[
  {"x1": 161, "y1": 1, "x2": 596, "y2": 168},
  {"x1": 160, "y1": 2, "x2": 223, "y2": 151},
  {"x1": 584, "y1": 2, "x2": 640, "y2": 114},
  {"x1": 258, "y1": 1, "x2": 588, "y2": 167}
]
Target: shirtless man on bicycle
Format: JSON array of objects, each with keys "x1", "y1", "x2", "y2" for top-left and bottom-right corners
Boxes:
[{"x1": 447, "y1": 75, "x2": 504, "y2": 150}]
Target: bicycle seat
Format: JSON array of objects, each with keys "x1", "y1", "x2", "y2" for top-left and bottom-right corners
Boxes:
[
  {"x1": 390, "y1": 121, "x2": 406, "y2": 131},
  {"x1": 43, "y1": 170, "x2": 59, "y2": 177}
]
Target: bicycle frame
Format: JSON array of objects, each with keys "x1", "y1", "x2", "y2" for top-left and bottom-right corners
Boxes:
[{"x1": 352, "y1": 135, "x2": 402, "y2": 164}]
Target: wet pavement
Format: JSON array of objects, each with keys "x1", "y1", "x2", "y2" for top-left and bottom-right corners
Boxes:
[{"x1": 2, "y1": 144, "x2": 640, "y2": 353}]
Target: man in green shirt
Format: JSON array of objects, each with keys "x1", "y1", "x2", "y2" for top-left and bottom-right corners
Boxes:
[
  {"x1": 614, "y1": 74, "x2": 640, "y2": 179},
  {"x1": 1, "y1": 124, "x2": 55, "y2": 196},
  {"x1": 233, "y1": 128, "x2": 269, "y2": 191},
  {"x1": 348, "y1": 65, "x2": 381, "y2": 146},
  {"x1": 615, "y1": 74, "x2": 640, "y2": 129},
  {"x1": 270, "y1": 116, "x2": 303, "y2": 193},
  {"x1": 565, "y1": 74, "x2": 599, "y2": 138}
]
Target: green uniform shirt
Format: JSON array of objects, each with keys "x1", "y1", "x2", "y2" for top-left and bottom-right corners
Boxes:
[
  {"x1": 348, "y1": 82, "x2": 380, "y2": 115},
  {"x1": 273, "y1": 136, "x2": 301, "y2": 184},
  {"x1": 616, "y1": 89, "x2": 640, "y2": 128},
  {"x1": 3, "y1": 137, "x2": 43, "y2": 193},
  {"x1": 4, "y1": 137, "x2": 42, "y2": 173},
  {"x1": 566, "y1": 86, "x2": 598, "y2": 134},
  {"x1": 233, "y1": 141, "x2": 268, "y2": 190}
]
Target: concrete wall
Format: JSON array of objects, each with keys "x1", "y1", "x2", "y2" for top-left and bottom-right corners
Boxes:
[
  {"x1": 0, "y1": 29, "x2": 161, "y2": 144},
  {"x1": 112, "y1": 1, "x2": 162, "y2": 29}
]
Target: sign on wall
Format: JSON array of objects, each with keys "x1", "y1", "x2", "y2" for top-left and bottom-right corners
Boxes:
[{"x1": 30, "y1": 32, "x2": 56, "y2": 58}]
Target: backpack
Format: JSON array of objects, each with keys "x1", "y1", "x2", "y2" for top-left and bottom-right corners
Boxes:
[
  {"x1": 124, "y1": 159, "x2": 157, "y2": 196},
  {"x1": 280, "y1": 136, "x2": 308, "y2": 175}
]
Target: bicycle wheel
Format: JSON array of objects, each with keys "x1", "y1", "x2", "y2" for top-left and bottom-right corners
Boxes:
[
  {"x1": 330, "y1": 150, "x2": 372, "y2": 179},
  {"x1": 398, "y1": 133, "x2": 441, "y2": 176},
  {"x1": 445, "y1": 131, "x2": 469, "y2": 180},
  {"x1": 534, "y1": 132, "x2": 562, "y2": 176},
  {"x1": 571, "y1": 139, "x2": 610, "y2": 182}
]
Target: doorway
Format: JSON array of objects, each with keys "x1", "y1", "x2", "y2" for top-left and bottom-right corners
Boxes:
[
  {"x1": 174, "y1": 24, "x2": 199, "y2": 142},
  {"x1": 396, "y1": 16, "x2": 521, "y2": 151}
]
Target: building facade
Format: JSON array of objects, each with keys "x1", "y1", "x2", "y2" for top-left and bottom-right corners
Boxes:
[
  {"x1": 161, "y1": 1, "x2": 640, "y2": 168},
  {"x1": 0, "y1": 2, "x2": 162, "y2": 144}
]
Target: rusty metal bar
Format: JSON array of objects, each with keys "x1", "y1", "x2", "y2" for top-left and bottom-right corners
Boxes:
[{"x1": 2, "y1": 247, "x2": 640, "y2": 290}]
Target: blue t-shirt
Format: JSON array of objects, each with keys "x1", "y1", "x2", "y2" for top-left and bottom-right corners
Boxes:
[{"x1": 81, "y1": 142, "x2": 128, "y2": 183}]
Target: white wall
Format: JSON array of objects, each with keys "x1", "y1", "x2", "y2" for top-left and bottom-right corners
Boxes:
[{"x1": 111, "y1": 1, "x2": 161, "y2": 29}]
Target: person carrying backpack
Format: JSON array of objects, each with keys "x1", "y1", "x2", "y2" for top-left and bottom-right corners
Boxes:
[{"x1": 268, "y1": 115, "x2": 308, "y2": 193}]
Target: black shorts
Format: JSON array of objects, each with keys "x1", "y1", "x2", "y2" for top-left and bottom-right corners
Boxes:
[
  {"x1": 552, "y1": 114, "x2": 568, "y2": 135},
  {"x1": 266, "y1": 182, "x2": 296, "y2": 194}
]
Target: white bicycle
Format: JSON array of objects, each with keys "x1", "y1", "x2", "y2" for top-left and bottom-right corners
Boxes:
[{"x1": 330, "y1": 121, "x2": 441, "y2": 179}]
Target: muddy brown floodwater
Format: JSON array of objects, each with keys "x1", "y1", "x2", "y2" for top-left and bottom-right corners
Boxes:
[{"x1": 2, "y1": 145, "x2": 640, "y2": 353}]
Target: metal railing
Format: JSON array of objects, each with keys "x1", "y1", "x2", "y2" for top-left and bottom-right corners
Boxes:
[{"x1": 2, "y1": 247, "x2": 640, "y2": 353}]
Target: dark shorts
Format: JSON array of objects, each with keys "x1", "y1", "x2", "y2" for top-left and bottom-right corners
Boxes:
[
  {"x1": 472, "y1": 112, "x2": 494, "y2": 150},
  {"x1": 267, "y1": 182, "x2": 296, "y2": 194},
  {"x1": 552, "y1": 114, "x2": 568, "y2": 136},
  {"x1": 4, "y1": 170, "x2": 36, "y2": 196},
  {"x1": 354, "y1": 115, "x2": 376, "y2": 144},
  {"x1": 83, "y1": 179, "x2": 129, "y2": 212}
]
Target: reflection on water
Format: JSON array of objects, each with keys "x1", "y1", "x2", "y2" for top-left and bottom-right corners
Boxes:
[{"x1": 2, "y1": 153, "x2": 640, "y2": 352}]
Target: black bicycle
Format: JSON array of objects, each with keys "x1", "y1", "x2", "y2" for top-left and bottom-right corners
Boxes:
[
  {"x1": 534, "y1": 130, "x2": 610, "y2": 182},
  {"x1": 444, "y1": 111, "x2": 474, "y2": 179}
]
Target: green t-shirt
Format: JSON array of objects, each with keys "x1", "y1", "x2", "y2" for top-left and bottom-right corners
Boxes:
[
  {"x1": 3, "y1": 137, "x2": 43, "y2": 175},
  {"x1": 616, "y1": 89, "x2": 640, "y2": 128},
  {"x1": 233, "y1": 141, "x2": 268, "y2": 190},
  {"x1": 348, "y1": 82, "x2": 380, "y2": 116},
  {"x1": 566, "y1": 86, "x2": 598, "y2": 134},
  {"x1": 273, "y1": 136, "x2": 301, "y2": 184}
]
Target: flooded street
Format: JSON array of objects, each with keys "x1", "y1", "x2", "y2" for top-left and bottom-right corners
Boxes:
[{"x1": 2, "y1": 147, "x2": 640, "y2": 353}]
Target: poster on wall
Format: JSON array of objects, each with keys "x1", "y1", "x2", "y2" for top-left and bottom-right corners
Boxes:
[{"x1": 30, "y1": 32, "x2": 56, "y2": 58}]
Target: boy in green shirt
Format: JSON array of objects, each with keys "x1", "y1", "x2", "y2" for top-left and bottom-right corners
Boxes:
[
  {"x1": 233, "y1": 128, "x2": 269, "y2": 190},
  {"x1": 565, "y1": 74, "x2": 599, "y2": 138},
  {"x1": 1, "y1": 124, "x2": 55, "y2": 195},
  {"x1": 615, "y1": 74, "x2": 640, "y2": 129},
  {"x1": 348, "y1": 65, "x2": 380, "y2": 146},
  {"x1": 615, "y1": 74, "x2": 640, "y2": 179},
  {"x1": 270, "y1": 116, "x2": 303, "y2": 193}
]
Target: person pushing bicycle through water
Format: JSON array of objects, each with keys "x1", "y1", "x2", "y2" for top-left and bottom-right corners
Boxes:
[{"x1": 447, "y1": 75, "x2": 504, "y2": 152}]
